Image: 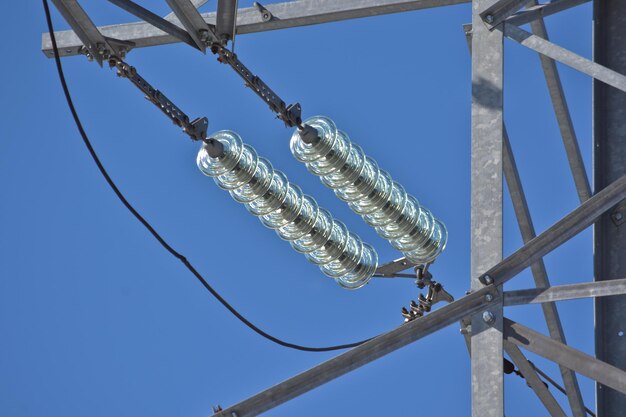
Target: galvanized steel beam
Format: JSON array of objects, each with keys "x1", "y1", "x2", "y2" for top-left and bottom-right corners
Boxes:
[
  {"x1": 165, "y1": 0, "x2": 216, "y2": 50},
  {"x1": 525, "y1": 0, "x2": 592, "y2": 203},
  {"x1": 42, "y1": 0, "x2": 470, "y2": 57},
  {"x1": 504, "y1": 278, "x2": 626, "y2": 306},
  {"x1": 503, "y1": 129, "x2": 587, "y2": 417},
  {"x1": 503, "y1": 24, "x2": 626, "y2": 94},
  {"x1": 49, "y1": 0, "x2": 117, "y2": 65},
  {"x1": 504, "y1": 341, "x2": 567, "y2": 416},
  {"x1": 470, "y1": 0, "x2": 504, "y2": 415},
  {"x1": 504, "y1": 318, "x2": 626, "y2": 396},
  {"x1": 165, "y1": 0, "x2": 208, "y2": 21},
  {"x1": 479, "y1": 173, "x2": 626, "y2": 287},
  {"x1": 506, "y1": 0, "x2": 590, "y2": 27},
  {"x1": 108, "y1": 0, "x2": 200, "y2": 50},
  {"x1": 480, "y1": 0, "x2": 528, "y2": 28},
  {"x1": 212, "y1": 286, "x2": 500, "y2": 417}
]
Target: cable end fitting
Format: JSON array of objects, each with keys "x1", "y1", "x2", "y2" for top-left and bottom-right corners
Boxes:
[
  {"x1": 299, "y1": 124, "x2": 321, "y2": 144},
  {"x1": 203, "y1": 137, "x2": 225, "y2": 158}
]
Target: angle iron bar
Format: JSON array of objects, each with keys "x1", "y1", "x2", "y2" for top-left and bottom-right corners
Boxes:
[
  {"x1": 111, "y1": 59, "x2": 208, "y2": 141},
  {"x1": 216, "y1": 0, "x2": 238, "y2": 42},
  {"x1": 504, "y1": 318, "x2": 626, "y2": 396},
  {"x1": 464, "y1": 23, "x2": 577, "y2": 415},
  {"x1": 107, "y1": 0, "x2": 200, "y2": 50},
  {"x1": 42, "y1": 0, "x2": 471, "y2": 57},
  {"x1": 506, "y1": 0, "x2": 591, "y2": 27},
  {"x1": 479, "y1": 172, "x2": 626, "y2": 287},
  {"x1": 504, "y1": 278, "x2": 626, "y2": 306},
  {"x1": 165, "y1": 0, "x2": 209, "y2": 21},
  {"x1": 527, "y1": 0, "x2": 591, "y2": 203},
  {"x1": 469, "y1": 0, "x2": 505, "y2": 415},
  {"x1": 503, "y1": 24, "x2": 626, "y2": 93},
  {"x1": 503, "y1": 341, "x2": 567, "y2": 417},
  {"x1": 165, "y1": 0, "x2": 216, "y2": 50},
  {"x1": 50, "y1": 0, "x2": 116, "y2": 66},
  {"x1": 213, "y1": 286, "x2": 500, "y2": 417},
  {"x1": 503, "y1": 128, "x2": 586, "y2": 416},
  {"x1": 480, "y1": 0, "x2": 529, "y2": 28}
]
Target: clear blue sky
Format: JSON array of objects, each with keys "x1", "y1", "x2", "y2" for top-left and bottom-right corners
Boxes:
[{"x1": 2, "y1": 1, "x2": 596, "y2": 416}]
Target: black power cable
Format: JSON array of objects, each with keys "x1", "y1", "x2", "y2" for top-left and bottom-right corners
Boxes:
[{"x1": 42, "y1": 0, "x2": 372, "y2": 352}]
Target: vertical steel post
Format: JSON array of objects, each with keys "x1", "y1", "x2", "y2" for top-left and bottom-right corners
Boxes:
[
  {"x1": 470, "y1": 1, "x2": 504, "y2": 415},
  {"x1": 594, "y1": 0, "x2": 626, "y2": 415}
]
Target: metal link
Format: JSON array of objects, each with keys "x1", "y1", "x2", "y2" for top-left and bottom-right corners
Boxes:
[
  {"x1": 212, "y1": 45, "x2": 303, "y2": 128},
  {"x1": 109, "y1": 56, "x2": 208, "y2": 141}
]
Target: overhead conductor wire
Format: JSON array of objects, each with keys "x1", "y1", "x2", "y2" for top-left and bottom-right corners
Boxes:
[{"x1": 42, "y1": 0, "x2": 372, "y2": 352}]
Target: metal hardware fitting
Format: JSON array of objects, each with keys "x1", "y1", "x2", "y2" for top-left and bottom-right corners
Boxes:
[
  {"x1": 401, "y1": 265, "x2": 454, "y2": 322},
  {"x1": 482, "y1": 274, "x2": 494, "y2": 285},
  {"x1": 109, "y1": 56, "x2": 208, "y2": 142},
  {"x1": 211, "y1": 45, "x2": 303, "y2": 128},
  {"x1": 611, "y1": 201, "x2": 626, "y2": 226},
  {"x1": 253, "y1": 2, "x2": 273, "y2": 22},
  {"x1": 482, "y1": 310, "x2": 495, "y2": 324}
]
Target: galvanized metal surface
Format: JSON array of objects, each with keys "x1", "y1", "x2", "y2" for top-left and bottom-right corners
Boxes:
[
  {"x1": 482, "y1": 173, "x2": 626, "y2": 287},
  {"x1": 503, "y1": 129, "x2": 586, "y2": 416},
  {"x1": 164, "y1": 0, "x2": 208, "y2": 21},
  {"x1": 50, "y1": 0, "x2": 116, "y2": 65},
  {"x1": 108, "y1": 0, "x2": 200, "y2": 50},
  {"x1": 480, "y1": 0, "x2": 528, "y2": 27},
  {"x1": 503, "y1": 24, "x2": 626, "y2": 94},
  {"x1": 594, "y1": 0, "x2": 626, "y2": 414},
  {"x1": 165, "y1": 0, "x2": 213, "y2": 50},
  {"x1": 42, "y1": 0, "x2": 470, "y2": 57},
  {"x1": 506, "y1": 0, "x2": 591, "y2": 27},
  {"x1": 504, "y1": 318, "x2": 626, "y2": 396},
  {"x1": 504, "y1": 278, "x2": 626, "y2": 305},
  {"x1": 213, "y1": 287, "x2": 500, "y2": 417},
  {"x1": 527, "y1": 0, "x2": 592, "y2": 204},
  {"x1": 470, "y1": 1, "x2": 504, "y2": 415},
  {"x1": 504, "y1": 341, "x2": 567, "y2": 417}
]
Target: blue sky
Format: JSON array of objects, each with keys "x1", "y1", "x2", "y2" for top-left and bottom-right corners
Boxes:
[{"x1": 1, "y1": 1, "x2": 597, "y2": 416}]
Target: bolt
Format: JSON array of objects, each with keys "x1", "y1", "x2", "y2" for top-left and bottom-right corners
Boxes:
[
  {"x1": 460, "y1": 325, "x2": 472, "y2": 335},
  {"x1": 485, "y1": 14, "x2": 494, "y2": 24},
  {"x1": 482, "y1": 311, "x2": 495, "y2": 324},
  {"x1": 485, "y1": 293, "x2": 494, "y2": 302},
  {"x1": 483, "y1": 275, "x2": 494, "y2": 285},
  {"x1": 615, "y1": 212, "x2": 624, "y2": 220}
]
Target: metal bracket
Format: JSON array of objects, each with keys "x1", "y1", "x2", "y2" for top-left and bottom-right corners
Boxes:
[
  {"x1": 253, "y1": 2, "x2": 273, "y2": 22},
  {"x1": 111, "y1": 58, "x2": 208, "y2": 141},
  {"x1": 213, "y1": 46, "x2": 303, "y2": 127},
  {"x1": 373, "y1": 257, "x2": 419, "y2": 278},
  {"x1": 610, "y1": 200, "x2": 626, "y2": 226}
]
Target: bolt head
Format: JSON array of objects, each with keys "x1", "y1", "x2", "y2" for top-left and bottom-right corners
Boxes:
[
  {"x1": 485, "y1": 294, "x2": 494, "y2": 302},
  {"x1": 483, "y1": 275, "x2": 493, "y2": 285},
  {"x1": 616, "y1": 212, "x2": 624, "y2": 220},
  {"x1": 485, "y1": 14, "x2": 494, "y2": 23},
  {"x1": 482, "y1": 311, "x2": 495, "y2": 324}
]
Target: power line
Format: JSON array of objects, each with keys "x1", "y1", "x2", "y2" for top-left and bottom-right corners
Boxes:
[
  {"x1": 42, "y1": 0, "x2": 372, "y2": 353},
  {"x1": 504, "y1": 358, "x2": 596, "y2": 417}
]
